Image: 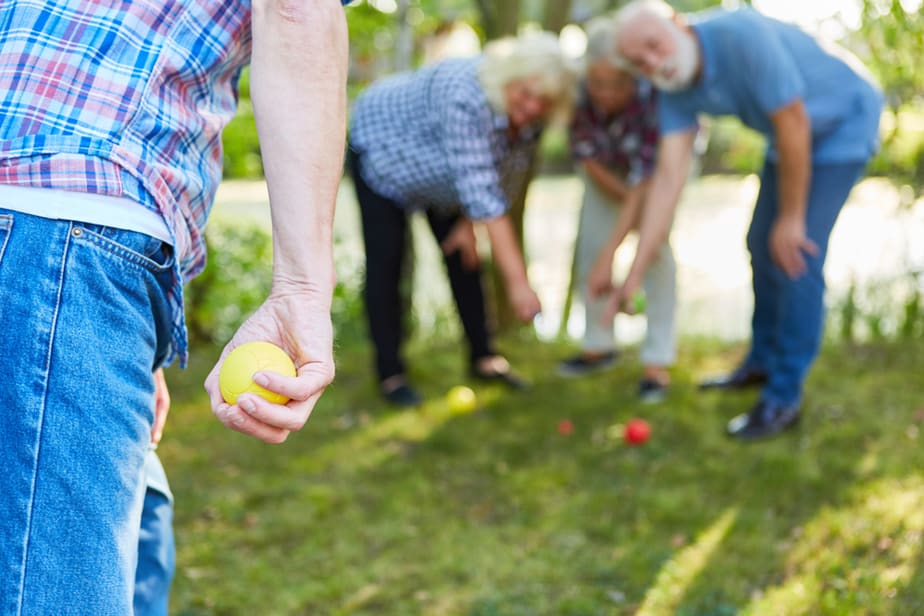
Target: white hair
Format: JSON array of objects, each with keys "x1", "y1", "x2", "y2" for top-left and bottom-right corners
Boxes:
[
  {"x1": 612, "y1": 0, "x2": 679, "y2": 74},
  {"x1": 583, "y1": 16, "x2": 629, "y2": 71},
  {"x1": 614, "y1": 0, "x2": 675, "y2": 33},
  {"x1": 478, "y1": 30, "x2": 577, "y2": 118}
]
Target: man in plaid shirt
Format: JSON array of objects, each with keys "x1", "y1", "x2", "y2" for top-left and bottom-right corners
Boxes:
[
  {"x1": 559, "y1": 18, "x2": 677, "y2": 404},
  {"x1": 0, "y1": 1, "x2": 348, "y2": 612}
]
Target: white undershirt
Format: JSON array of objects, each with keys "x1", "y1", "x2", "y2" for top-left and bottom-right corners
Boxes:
[{"x1": 0, "y1": 184, "x2": 172, "y2": 245}]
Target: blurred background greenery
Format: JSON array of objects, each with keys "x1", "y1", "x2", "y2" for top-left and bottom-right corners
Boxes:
[
  {"x1": 168, "y1": 3, "x2": 924, "y2": 613},
  {"x1": 221, "y1": 0, "x2": 924, "y2": 187},
  {"x1": 201, "y1": 0, "x2": 924, "y2": 352}
]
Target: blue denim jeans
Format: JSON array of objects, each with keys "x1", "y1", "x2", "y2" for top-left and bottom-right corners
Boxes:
[
  {"x1": 0, "y1": 210, "x2": 174, "y2": 615},
  {"x1": 134, "y1": 451, "x2": 175, "y2": 616},
  {"x1": 744, "y1": 161, "x2": 867, "y2": 407}
]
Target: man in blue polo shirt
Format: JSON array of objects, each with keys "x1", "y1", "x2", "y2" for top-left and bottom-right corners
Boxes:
[{"x1": 607, "y1": 1, "x2": 883, "y2": 439}]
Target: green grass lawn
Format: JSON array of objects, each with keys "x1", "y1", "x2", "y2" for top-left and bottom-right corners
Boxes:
[{"x1": 162, "y1": 335, "x2": 924, "y2": 615}]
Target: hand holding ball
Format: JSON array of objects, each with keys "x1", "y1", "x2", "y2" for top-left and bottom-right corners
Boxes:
[
  {"x1": 219, "y1": 342, "x2": 296, "y2": 405},
  {"x1": 628, "y1": 290, "x2": 646, "y2": 314}
]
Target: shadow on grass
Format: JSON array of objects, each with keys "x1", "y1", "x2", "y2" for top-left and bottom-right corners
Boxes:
[
  {"x1": 640, "y1": 341, "x2": 924, "y2": 614},
  {"x1": 164, "y1": 336, "x2": 924, "y2": 615}
]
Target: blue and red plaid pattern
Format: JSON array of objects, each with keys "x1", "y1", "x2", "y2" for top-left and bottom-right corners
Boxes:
[
  {"x1": 569, "y1": 79, "x2": 659, "y2": 186},
  {"x1": 0, "y1": 0, "x2": 347, "y2": 365}
]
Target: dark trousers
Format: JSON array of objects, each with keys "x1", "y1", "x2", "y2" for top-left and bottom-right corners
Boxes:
[
  {"x1": 744, "y1": 160, "x2": 867, "y2": 406},
  {"x1": 349, "y1": 147, "x2": 495, "y2": 381}
]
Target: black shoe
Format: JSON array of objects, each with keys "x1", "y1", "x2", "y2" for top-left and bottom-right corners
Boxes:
[
  {"x1": 638, "y1": 378, "x2": 668, "y2": 404},
  {"x1": 381, "y1": 382, "x2": 423, "y2": 407},
  {"x1": 557, "y1": 351, "x2": 617, "y2": 378},
  {"x1": 699, "y1": 366, "x2": 768, "y2": 391},
  {"x1": 470, "y1": 365, "x2": 530, "y2": 390},
  {"x1": 726, "y1": 399, "x2": 800, "y2": 440}
]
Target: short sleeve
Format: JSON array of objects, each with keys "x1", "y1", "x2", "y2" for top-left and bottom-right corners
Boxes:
[
  {"x1": 657, "y1": 93, "x2": 698, "y2": 135},
  {"x1": 735, "y1": 15, "x2": 805, "y2": 114}
]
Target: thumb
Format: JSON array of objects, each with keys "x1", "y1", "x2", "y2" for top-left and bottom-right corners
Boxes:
[{"x1": 802, "y1": 237, "x2": 819, "y2": 257}]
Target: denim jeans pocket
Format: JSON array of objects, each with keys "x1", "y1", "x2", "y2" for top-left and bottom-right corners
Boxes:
[
  {"x1": 73, "y1": 224, "x2": 174, "y2": 274},
  {"x1": 0, "y1": 214, "x2": 12, "y2": 264}
]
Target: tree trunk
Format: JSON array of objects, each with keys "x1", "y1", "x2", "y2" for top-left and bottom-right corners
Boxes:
[
  {"x1": 394, "y1": 0, "x2": 413, "y2": 71},
  {"x1": 474, "y1": 0, "x2": 521, "y2": 40},
  {"x1": 542, "y1": 0, "x2": 573, "y2": 33},
  {"x1": 490, "y1": 145, "x2": 540, "y2": 332}
]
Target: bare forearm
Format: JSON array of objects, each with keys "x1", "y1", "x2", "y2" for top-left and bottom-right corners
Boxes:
[
  {"x1": 250, "y1": 0, "x2": 348, "y2": 300},
  {"x1": 583, "y1": 159, "x2": 629, "y2": 203},
  {"x1": 626, "y1": 179, "x2": 680, "y2": 285},
  {"x1": 623, "y1": 133, "x2": 693, "y2": 288},
  {"x1": 774, "y1": 105, "x2": 811, "y2": 222},
  {"x1": 485, "y1": 216, "x2": 529, "y2": 288}
]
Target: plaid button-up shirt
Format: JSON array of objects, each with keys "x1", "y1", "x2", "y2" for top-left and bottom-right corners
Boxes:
[
  {"x1": 349, "y1": 57, "x2": 541, "y2": 220},
  {"x1": 0, "y1": 1, "x2": 345, "y2": 365},
  {"x1": 569, "y1": 80, "x2": 659, "y2": 186}
]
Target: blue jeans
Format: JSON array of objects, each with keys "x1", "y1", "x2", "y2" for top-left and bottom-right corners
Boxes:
[
  {"x1": 134, "y1": 451, "x2": 176, "y2": 616},
  {"x1": 744, "y1": 161, "x2": 866, "y2": 407},
  {"x1": 0, "y1": 210, "x2": 174, "y2": 615}
]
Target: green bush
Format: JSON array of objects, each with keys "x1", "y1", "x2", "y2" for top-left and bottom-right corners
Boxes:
[
  {"x1": 538, "y1": 124, "x2": 573, "y2": 174},
  {"x1": 185, "y1": 222, "x2": 370, "y2": 347},
  {"x1": 828, "y1": 270, "x2": 924, "y2": 344},
  {"x1": 221, "y1": 69, "x2": 264, "y2": 180},
  {"x1": 184, "y1": 222, "x2": 274, "y2": 346},
  {"x1": 699, "y1": 117, "x2": 766, "y2": 175},
  {"x1": 868, "y1": 133, "x2": 924, "y2": 190}
]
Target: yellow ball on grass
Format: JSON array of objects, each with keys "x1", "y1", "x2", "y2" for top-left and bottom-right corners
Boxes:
[{"x1": 446, "y1": 385, "x2": 478, "y2": 414}]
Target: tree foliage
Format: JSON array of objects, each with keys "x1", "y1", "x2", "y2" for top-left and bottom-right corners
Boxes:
[{"x1": 857, "y1": 0, "x2": 924, "y2": 137}]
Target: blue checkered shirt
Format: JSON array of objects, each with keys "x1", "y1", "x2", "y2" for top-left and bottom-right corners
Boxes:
[{"x1": 349, "y1": 58, "x2": 540, "y2": 220}]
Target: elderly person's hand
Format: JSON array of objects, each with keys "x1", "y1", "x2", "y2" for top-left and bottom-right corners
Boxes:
[
  {"x1": 770, "y1": 214, "x2": 818, "y2": 279},
  {"x1": 440, "y1": 218, "x2": 479, "y2": 270},
  {"x1": 204, "y1": 289, "x2": 335, "y2": 444},
  {"x1": 152, "y1": 368, "x2": 170, "y2": 445}
]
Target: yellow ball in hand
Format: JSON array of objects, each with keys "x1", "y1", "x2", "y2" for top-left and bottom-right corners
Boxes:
[
  {"x1": 446, "y1": 385, "x2": 478, "y2": 414},
  {"x1": 219, "y1": 341, "x2": 296, "y2": 405}
]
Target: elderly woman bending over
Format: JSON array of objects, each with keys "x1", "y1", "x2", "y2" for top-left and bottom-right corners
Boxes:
[{"x1": 349, "y1": 31, "x2": 575, "y2": 406}]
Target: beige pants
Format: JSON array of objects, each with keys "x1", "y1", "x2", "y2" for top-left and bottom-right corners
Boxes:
[{"x1": 574, "y1": 170, "x2": 677, "y2": 366}]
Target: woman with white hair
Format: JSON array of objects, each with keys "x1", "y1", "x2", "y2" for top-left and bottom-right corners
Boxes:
[
  {"x1": 558, "y1": 17, "x2": 676, "y2": 404},
  {"x1": 348, "y1": 31, "x2": 575, "y2": 406}
]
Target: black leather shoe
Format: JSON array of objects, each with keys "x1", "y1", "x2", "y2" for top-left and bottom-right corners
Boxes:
[
  {"x1": 470, "y1": 366, "x2": 530, "y2": 390},
  {"x1": 381, "y1": 382, "x2": 423, "y2": 407},
  {"x1": 638, "y1": 378, "x2": 668, "y2": 404},
  {"x1": 726, "y1": 399, "x2": 800, "y2": 440},
  {"x1": 699, "y1": 366, "x2": 768, "y2": 391}
]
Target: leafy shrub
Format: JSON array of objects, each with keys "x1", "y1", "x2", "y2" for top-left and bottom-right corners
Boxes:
[
  {"x1": 828, "y1": 270, "x2": 924, "y2": 344},
  {"x1": 185, "y1": 222, "x2": 273, "y2": 346},
  {"x1": 221, "y1": 69, "x2": 264, "y2": 180},
  {"x1": 185, "y1": 222, "x2": 370, "y2": 348},
  {"x1": 699, "y1": 117, "x2": 765, "y2": 176}
]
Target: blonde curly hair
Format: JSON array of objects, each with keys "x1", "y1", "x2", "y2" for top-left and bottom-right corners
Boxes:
[{"x1": 477, "y1": 30, "x2": 577, "y2": 121}]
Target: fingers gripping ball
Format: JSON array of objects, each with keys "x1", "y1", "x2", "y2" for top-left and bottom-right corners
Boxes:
[{"x1": 219, "y1": 342, "x2": 297, "y2": 405}]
